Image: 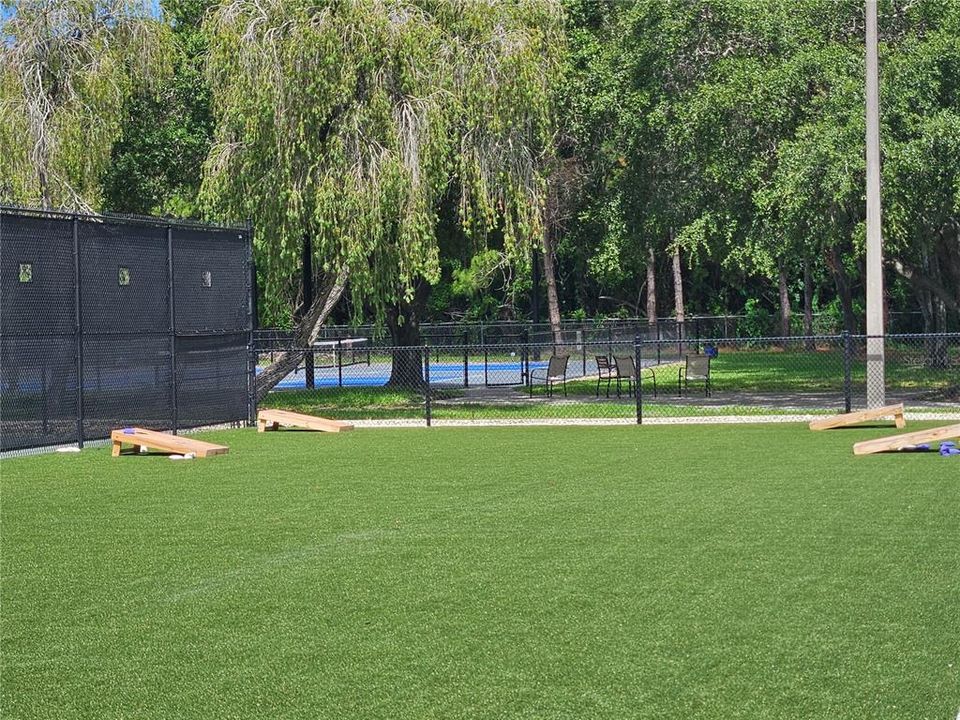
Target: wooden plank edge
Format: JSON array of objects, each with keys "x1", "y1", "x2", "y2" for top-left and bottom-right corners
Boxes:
[
  {"x1": 853, "y1": 423, "x2": 960, "y2": 455},
  {"x1": 809, "y1": 403, "x2": 906, "y2": 431}
]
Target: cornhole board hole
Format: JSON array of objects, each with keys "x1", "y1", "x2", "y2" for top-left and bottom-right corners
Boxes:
[
  {"x1": 809, "y1": 403, "x2": 906, "y2": 431},
  {"x1": 257, "y1": 409, "x2": 353, "y2": 433},
  {"x1": 853, "y1": 423, "x2": 960, "y2": 456},
  {"x1": 111, "y1": 427, "x2": 229, "y2": 458}
]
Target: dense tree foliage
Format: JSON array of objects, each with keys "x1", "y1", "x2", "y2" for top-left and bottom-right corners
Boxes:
[
  {"x1": 4, "y1": 0, "x2": 959, "y2": 344},
  {"x1": 0, "y1": 0, "x2": 170, "y2": 210},
  {"x1": 557, "y1": 0, "x2": 960, "y2": 337},
  {"x1": 101, "y1": 0, "x2": 215, "y2": 216}
]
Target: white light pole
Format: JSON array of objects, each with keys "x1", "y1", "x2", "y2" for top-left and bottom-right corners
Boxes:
[{"x1": 865, "y1": 0, "x2": 885, "y2": 407}]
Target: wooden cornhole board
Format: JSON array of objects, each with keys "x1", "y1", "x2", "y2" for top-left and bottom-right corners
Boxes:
[
  {"x1": 853, "y1": 423, "x2": 960, "y2": 456},
  {"x1": 111, "y1": 427, "x2": 229, "y2": 458},
  {"x1": 809, "y1": 403, "x2": 906, "y2": 431},
  {"x1": 257, "y1": 409, "x2": 353, "y2": 433}
]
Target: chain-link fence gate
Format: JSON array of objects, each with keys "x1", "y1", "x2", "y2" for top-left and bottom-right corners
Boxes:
[{"x1": 0, "y1": 207, "x2": 253, "y2": 454}]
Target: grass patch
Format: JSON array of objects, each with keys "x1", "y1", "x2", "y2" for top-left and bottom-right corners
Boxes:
[
  {"x1": 524, "y1": 349, "x2": 957, "y2": 398},
  {"x1": 3, "y1": 424, "x2": 959, "y2": 718},
  {"x1": 261, "y1": 386, "x2": 426, "y2": 416}
]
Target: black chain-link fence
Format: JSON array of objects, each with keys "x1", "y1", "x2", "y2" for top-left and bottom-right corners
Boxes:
[
  {"x1": 254, "y1": 310, "x2": 941, "y2": 349},
  {"x1": 256, "y1": 332, "x2": 959, "y2": 426},
  {"x1": 1, "y1": 207, "x2": 253, "y2": 454}
]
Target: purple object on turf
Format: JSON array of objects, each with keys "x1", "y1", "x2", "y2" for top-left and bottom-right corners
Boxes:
[{"x1": 123, "y1": 427, "x2": 135, "y2": 435}]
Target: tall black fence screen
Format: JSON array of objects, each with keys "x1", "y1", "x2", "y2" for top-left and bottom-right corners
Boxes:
[{"x1": 0, "y1": 207, "x2": 253, "y2": 453}]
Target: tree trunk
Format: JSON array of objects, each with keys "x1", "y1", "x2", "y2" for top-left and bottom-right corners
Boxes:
[
  {"x1": 254, "y1": 265, "x2": 349, "y2": 402},
  {"x1": 646, "y1": 246, "x2": 657, "y2": 332},
  {"x1": 671, "y1": 243, "x2": 685, "y2": 339},
  {"x1": 38, "y1": 165, "x2": 52, "y2": 210},
  {"x1": 778, "y1": 258, "x2": 791, "y2": 346},
  {"x1": 826, "y1": 248, "x2": 856, "y2": 334},
  {"x1": 385, "y1": 281, "x2": 431, "y2": 389},
  {"x1": 542, "y1": 226, "x2": 563, "y2": 345},
  {"x1": 803, "y1": 258, "x2": 814, "y2": 349}
]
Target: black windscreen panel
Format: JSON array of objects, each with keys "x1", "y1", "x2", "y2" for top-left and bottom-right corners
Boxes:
[
  {"x1": 175, "y1": 333, "x2": 249, "y2": 429},
  {"x1": 0, "y1": 208, "x2": 251, "y2": 453},
  {"x1": 0, "y1": 334, "x2": 78, "y2": 451},
  {"x1": 79, "y1": 221, "x2": 169, "y2": 334},
  {"x1": 81, "y1": 333, "x2": 173, "y2": 441},
  {"x1": 0, "y1": 214, "x2": 75, "y2": 336},
  {"x1": 173, "y1": 228, "x2": 248, "y2": 335}
]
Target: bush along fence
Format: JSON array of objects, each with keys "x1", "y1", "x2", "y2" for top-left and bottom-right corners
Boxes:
[
  {"x1": 255, "y1": 332, "x2": 960, "y2": 426},
  {"x1": 0, "y1": 207, "x2": 254, "y2": 455}
]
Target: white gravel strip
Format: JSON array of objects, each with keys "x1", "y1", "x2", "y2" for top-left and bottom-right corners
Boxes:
[{"x1": 350, "y1": 411, "x2": 960, "y2": 429}]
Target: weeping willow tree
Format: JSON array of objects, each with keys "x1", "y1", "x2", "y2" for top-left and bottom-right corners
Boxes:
[
  {"x1": 201, "y1": 0, "x2": 563, "y2": 396},
  {"x1": 0, "y1": 0, "x2": 170, "y2": 211}
]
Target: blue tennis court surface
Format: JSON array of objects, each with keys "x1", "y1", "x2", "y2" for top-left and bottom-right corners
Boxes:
[{"x1": 266, "y1": 360, "x2": 551, "y2": 390}]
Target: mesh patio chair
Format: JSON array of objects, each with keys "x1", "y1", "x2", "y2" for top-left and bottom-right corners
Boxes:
[
  {"x1": 530, "y1": 354, "x2": 569, "y2": 398},
  {"x1": 678, "y1": 354, "x2": 711, "y2": 397},
  {"x1": 612, "y1": 355, "x2": 636, "y2": 398}
]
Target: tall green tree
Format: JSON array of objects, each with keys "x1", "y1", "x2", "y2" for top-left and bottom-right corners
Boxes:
[
  {"x1": 201, "y1": 0, "x2": 563, "y2": 396},
  {"x1": 101, "y1": 0, "x2": 215, "y2": 216},
  {"x1": 561, "y1": 0, "x2": 960, "y2": 346},
  {"x1": 0, "y1": 0, "x2": 171, "y2": 210}
]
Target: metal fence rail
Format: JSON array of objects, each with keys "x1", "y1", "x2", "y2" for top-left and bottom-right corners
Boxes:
[
  {"x1": 255, "y1": 333, "x2": 959, "y2": 426},
  {"x1": 0, "y1": 207, "x2": 253, "y2": 455}
]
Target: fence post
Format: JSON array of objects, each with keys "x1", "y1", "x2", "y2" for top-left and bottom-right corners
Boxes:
[
  {"x1": 72, "y1": 216, "x2": 84, "y2": 448},
  {"x1": 337, "y1": 338, "x2": 343, "y2": 387},
  {"x1": 841, "y1": 331, "x2": 853, "y2": 413},
  {"x1": 167, "y1": 225, "x2": 178, "y2": 434},
  {"x1": 484, "y1": 344, "x2": 489, "y2": 387},
  {"x1": 463, "y1": 330, "x2": 469, "y2": 388},
  {"x1": 246, "y1": 221, "x2": 256, "y2": 426},
  {"x1": 581, "y1": 330, "x2": 586, "y2": 376},
  {"x1": 424, "y1": 344, "x2": 432, "y2": 427},
  {"x1": 302, "y1": 233, "x2": 315, "y2": 390},
  {"x1": 656, "y1": 320, "x2": 662, "y2": 364},
  {"x1": 635, "y1": 335, "x2": 643, "y2": 425}
]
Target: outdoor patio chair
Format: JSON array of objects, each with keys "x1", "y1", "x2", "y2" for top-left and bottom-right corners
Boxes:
[
  {"x1": 596, "y1": 355, "x2": 615, "y2": 397},
  {"x1": 678, "y1": 354, "x2": 711, "y2": 397},
  {"x1": 612, "y1": 355, "x2": 636, "y2": 398},
  {"x1": 530, "y1": 354, "x2": 569, "y2": 398}
]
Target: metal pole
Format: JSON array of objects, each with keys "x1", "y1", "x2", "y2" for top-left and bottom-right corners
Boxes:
[
  {"x1": 167, "y1": 226, "x2": 178, "y2": 434},
  {"x1": 865, "y1": 0, "x2": 885, "y2": 407},
  {"x1": 581, "y1": 330, "x2": 586, "y2": 376},
  {"x1": 635, "y1": 335, "x2": 643, "y2": 425},
  {"x1": 337, "y1": 338, "x2": 343, "y2": 387},
  {"x1": 302, "y1": 233, "x2": 315, "y2": 390},
  {"x1": 484, "y1": 346, "x2": 489, "y2": 387},
  {"x1": 424, "y1": 344, "x2": 431, "y2": 427},
  {"x1": 246, "y1": 220, "x2": 256, "y2": 426},
  {"x1": 463, "y1": 330, "x2": 469, "y2": 388},
  {"x1": 843, "y1": 331, "x2": 853, "y2": 413},
  {"x1": 656, "y1": 320, "x2": 662, "y2": 364},
  {"x1": 72, "y1": 216, "x2": 84, "y2": 448}
]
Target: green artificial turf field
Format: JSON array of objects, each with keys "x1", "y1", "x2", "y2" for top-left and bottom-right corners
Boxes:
[{"x1": 2, "y1": 424, "x2": 958, "y2": 719}]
